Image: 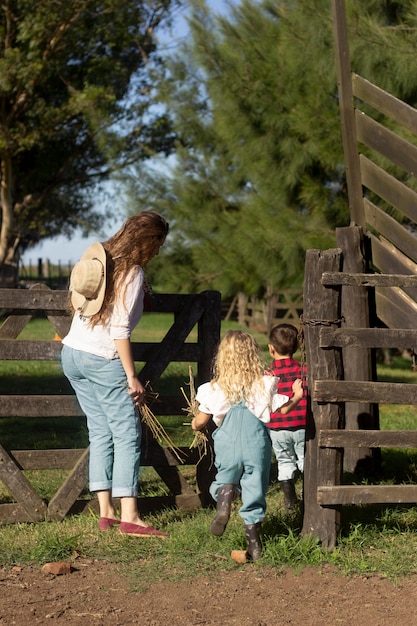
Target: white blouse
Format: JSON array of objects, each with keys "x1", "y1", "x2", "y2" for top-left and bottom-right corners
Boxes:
[
  {"x1": 195, "y1": 375, "x2": 289, "y2": 428},
  {"x1": 62, "y1": 267, "x2": 144, "y2": 359}
]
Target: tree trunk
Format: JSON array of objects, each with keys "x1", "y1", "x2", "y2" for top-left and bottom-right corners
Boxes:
[{"x1": 0, "y1": 155, "x2": 19, "y2": 286}]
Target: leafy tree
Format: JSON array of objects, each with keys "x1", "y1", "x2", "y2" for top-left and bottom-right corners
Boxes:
[
  {"x1": 128, "y1": 0, "x2": 417, "y2": 299},
  {"x1": 0, "y1": 0, "x2": 179, "y2": 282}
]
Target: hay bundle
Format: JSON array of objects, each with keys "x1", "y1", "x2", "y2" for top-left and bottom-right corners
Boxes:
[
  {"x1": 181, "y1": 366, "x2": 209, "y2": 461},
  {"x1": 139, "y1": 386, "x2": 184, "y2": 464}
]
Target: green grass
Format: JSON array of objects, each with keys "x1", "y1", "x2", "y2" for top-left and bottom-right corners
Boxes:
[{"x1": 1, "y1": 317, "x2": 417, "y2": 584}]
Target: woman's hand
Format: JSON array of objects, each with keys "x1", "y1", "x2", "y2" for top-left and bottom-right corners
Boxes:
[{"x1": 127, "y1": 375, "x2": 146, "y2": 406}]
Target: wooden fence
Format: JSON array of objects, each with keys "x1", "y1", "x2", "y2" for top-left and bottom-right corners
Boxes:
[
  {"x1": 302, "y1": 245, "x2": 417, "y2": 550},
  {"x1": 223, "y1": 290, "x2": 303, "y2": 332},
  {"x1": 300, "y1": 0, "x2": 417, "y2": 550},
  {"x1": 0, "y1": 285, "x2": 221, "y2": 524}
]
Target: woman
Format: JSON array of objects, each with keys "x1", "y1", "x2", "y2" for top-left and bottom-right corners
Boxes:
[{"x1": 61, "y1": 211, "x2": 169, "y2": 537}]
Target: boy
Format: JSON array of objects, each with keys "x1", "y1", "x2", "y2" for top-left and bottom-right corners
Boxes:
[{"x1": 268, "y1": 323, "x2": 307, "y2": 509}]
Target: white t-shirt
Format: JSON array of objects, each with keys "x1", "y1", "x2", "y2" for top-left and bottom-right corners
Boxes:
[
  {"x1": 62, "y1": 267, "x2": 145, "y2": 359},
  {"x1": 195, "y1": 375, "x2": 289, "y2": 427}
]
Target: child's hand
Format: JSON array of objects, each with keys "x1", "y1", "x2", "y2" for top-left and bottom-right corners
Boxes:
[
  {"x1": 292, "y1": 378, "x2": 303, "y2": 400},
  {"x1": 191, "y1": 412, "x2": 211, "y2": 431}
]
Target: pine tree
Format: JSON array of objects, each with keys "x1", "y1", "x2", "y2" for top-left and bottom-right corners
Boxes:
[{"x1": 130, "y1": 0, "x2": 417, "y2": 297}]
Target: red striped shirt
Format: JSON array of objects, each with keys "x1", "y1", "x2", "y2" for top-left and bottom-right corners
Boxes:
[{"x1": 267, "y1": 358, "x2": 307, "y2": 430}]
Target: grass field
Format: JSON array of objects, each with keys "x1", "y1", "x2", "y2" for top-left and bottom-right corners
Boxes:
[{"x1": 0, "y1": 315, "x2": 417, "y2": 582}]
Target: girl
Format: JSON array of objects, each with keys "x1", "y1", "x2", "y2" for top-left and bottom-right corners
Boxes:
[
  {"x1": 191, "y1": 330, "x2": 303, "y2": 562},
  {"x1": 61, "y1": 211, "x2": 169, "y2": 537}
]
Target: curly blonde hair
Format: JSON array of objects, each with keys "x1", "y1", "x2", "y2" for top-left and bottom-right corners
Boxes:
[
  {"x1": 87, "y1": 211, "x2": 169, "y2": 327},
  {"x1": 211, "y1": 330, "x2": 266, "y2": 404}
]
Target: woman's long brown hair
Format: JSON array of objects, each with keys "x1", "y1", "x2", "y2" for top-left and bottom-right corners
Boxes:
[{"x1": 88, "y1": 211, "x2": 169, "y2": 327}]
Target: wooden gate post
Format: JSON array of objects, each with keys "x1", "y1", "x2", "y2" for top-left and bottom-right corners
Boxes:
[
  {"x1": 336, "y1": 226, "x2": 380, "y2": 474},
  {"x1": 302, "y1": 249, "x2": 344, "y2": 550}
]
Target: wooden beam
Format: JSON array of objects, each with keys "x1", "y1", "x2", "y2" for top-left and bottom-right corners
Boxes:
[
  {"x1": 352, "y1": 73, "x2": 417, "y2": 135},
  {"x1": 318, "y1": 484, "x2": 417, "y2": 505},
  {"x1": 302, "y1": 248, "x2": 343, "y2": 549},
  {"x1": 314, "y1": 380, "x2": 417, "y2": 404},
  {"x1": 322, "y1": 272, "x2": 417, "y2": 287},
  {"x1": 360, "y1": 155, "x2": 417, "y2": 225},
  {"x1": 356, "y1": 111, "x2": 417, "y2": 178},
  {"x1": 332, "y1": 0, "x2": 364, "y2": 226},
  {"x1": 319, "y1": 429, "x2": 417, "y2": 448},
  {"x1": 320, "y1": 327, "x2": 417, "y2": 349}
]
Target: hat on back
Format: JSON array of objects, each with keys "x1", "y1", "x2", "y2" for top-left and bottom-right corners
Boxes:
[{"x1": 70, "y1": 242, "x2": 106, "y2": 317}]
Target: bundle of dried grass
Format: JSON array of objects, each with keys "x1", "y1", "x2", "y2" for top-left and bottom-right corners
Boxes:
[
  {"x1": 139, "y1": 386, "x2": 184, "y2": 464},
  {"x1": 181, "y1": 366, "x2": 209, "y2": 462}
]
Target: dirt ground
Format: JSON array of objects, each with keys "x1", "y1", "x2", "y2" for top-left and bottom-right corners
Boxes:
[{"x1": 2, "y1": 559, "x2": 417, "y2": 626}]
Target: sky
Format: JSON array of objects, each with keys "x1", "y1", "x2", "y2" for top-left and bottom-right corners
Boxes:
[{"x1": 20, "y1": 0, "x2": 234, "y2": 267}]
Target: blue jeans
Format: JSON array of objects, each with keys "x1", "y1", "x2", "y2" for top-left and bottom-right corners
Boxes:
[
  {"x1": 269, "y1": 428, "x2": 305, "y2": 481},
  {"x1": 61, "y1": 345, "x2": 141, "y2": 497}
]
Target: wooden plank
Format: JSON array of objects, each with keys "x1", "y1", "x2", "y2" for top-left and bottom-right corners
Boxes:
[
  {"x1": 8, "y1": 446, "x2": 201, "y2": 470},
  {"x1": 314, "y1": 380, "x2": 417, "y2": 404},
  {"x1": 45, "y1": 315, "x2": 71, "y2": 339},
  {"x1": 0, "y1": 288, "x2": 69, "y2": 311},
  {"x1": 319, "y1": 429, "x2": 417, "y2": 448},
  {"x1": 0, "y1": 444, "x2": 46, "y2": 521},
  {"x1": 9, "y1": 449, "x2": 86, "y2": 470},
  {"x1": 0, "y1": 314, "x2": 33, "y2": 339},
  {"x1": 0, "y1": 340, "x2": 63, "y2": 360},
  {"x1": 0, "y1": 289, "x2": 198, "y2": 313},
  {"x1": 364, "y1": 198, "x2": 417, "y2": 264},
  {"x1": 356, "y1": 110, "x2": 417, "y2": 177},
  {"x1": 369, "y1": 234, "x2": 417, "y2": 301},
  {"x1": 131, "y1": 342, "x2": 200, "y2": 363},
  {"x1": 137, "y1": 493, "x2": 201, "y2": 513},
  {"x1": 301, "y1": 248, "x2": 343, "y2": 549},
  {"x1": 0, "y1": 395, "x2": 83, "y2": 417},
  {"x1": 198, "y1": 291, "x2": 221, "y2": 382},
  {"x1": 360, "y1": 155, "x2": 417, "y2": 225},
  {"x1": 322, "y1": 271, "x2": 417, "y2": 288},
  {"x1": 375, "y1": 287, "x2": 417, "y2": 331},
  {"x1": 0, "y1": 503, "x2": 36, "y2": 525},
  {"x1": 71, "y1": 493, "x2": 201, "y2": 516},
  {"x1": 352, "y1": 73, "x2": 417, "y2": 135},
  {"x1": 0, "y1": 339, "x2": 200, "y2": 363},
  {"x1": 139, "y1": 294, "x2": 206, "y2": 386},
  {"x1": 47, "y1": 448, "x2": 89, "y2": 521},
  {"x1": 331, "y1": 0, "x2": 365, "y2": 226},
  {"x1": 0, "y1": 394, "x2": 192, "y2": 417},
  {"x1": 150, "y1": 293, "x2": 207, "y2": 313},
  {"x1": 318, "y1": 484, "x2": 417, "y2": 506},
  {"x1": 320, "y1": 327, "x2": 417, "y2": 349},
  {"x1": 141, "y1": 445, "x2": 200, "y2": 467}
]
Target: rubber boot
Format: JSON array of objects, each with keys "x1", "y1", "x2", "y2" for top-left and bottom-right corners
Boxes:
[
  {"x1": 231, "y1": 523, "x2": 262, "y2": 563},
  {"x1": 210, "y1": 484, "x2": 236, "y2": 536},
  {"x1": 280, "y1": 479, "x2": 297, "y2": 510}
]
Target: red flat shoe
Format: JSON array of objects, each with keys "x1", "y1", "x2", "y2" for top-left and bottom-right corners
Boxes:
[
  {"x1": 118, "y1": 522, "x2": 168, "y2": 538},
  {"x1": 99, "y1": 517, "x2": 121, "y2": 531}
]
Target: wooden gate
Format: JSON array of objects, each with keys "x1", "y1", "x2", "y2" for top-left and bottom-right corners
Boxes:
[
  {"x1": 302, "y1": 247, "x2": 417, "y2": 549},
  {"x1": 0, "y1": 285, "x2": 221, "y2": 524}
]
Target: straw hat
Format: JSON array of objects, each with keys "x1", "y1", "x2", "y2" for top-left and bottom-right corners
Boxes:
[{"x1": 70, "y1": 242, "x2": 107, "y2": 317}]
